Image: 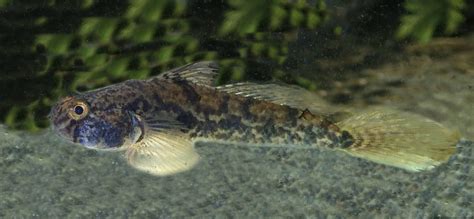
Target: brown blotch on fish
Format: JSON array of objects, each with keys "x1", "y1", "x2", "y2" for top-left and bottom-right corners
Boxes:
[{"x1": 49, "y1": 61, "x2": 460, "y2": 176}]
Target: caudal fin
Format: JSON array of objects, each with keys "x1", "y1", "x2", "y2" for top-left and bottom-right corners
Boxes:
[{"x1": 337, "y1": 108, "x2": 459, "y2": 172}]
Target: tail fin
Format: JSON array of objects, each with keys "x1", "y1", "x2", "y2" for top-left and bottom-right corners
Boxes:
[{"x1": 337, "y1": 108, "x2": 460, "y2": 172}]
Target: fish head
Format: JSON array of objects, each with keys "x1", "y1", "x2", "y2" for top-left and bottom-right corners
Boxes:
[{"x1": 49, "y1": 95, "x2": 134, "y2": 150}]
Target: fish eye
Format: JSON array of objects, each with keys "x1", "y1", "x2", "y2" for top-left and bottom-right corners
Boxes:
[
  {"x1": 68, "y1": 101, "x2": 89, "y2": 120},
  {"x1": 74, "y1": 105, "x2": 84, "y2": 115}
]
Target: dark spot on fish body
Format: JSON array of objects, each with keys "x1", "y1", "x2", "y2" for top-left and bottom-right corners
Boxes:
[
  {"x1": 196, "y1": 105, "x2": 213, "y2": 121},
  {"x1": 153, "y1": 94, "x2": 164, "y2": 105},
  {"x1": 296, "y1": 124, "x2": 305, "y2": 132},
  {"x1": 242, "y1": 128, "x2": 254, "y2": 141},
  {"x1": 287, "y1": 131, "x2": 302, "y2": 144},
  {"x1": 141, "y1": 99, "x2": 151, "y2": 112},
  {"x1": 276, "y1": 127, "x2": 286, "y2": 136},
  {"x1": 287, "y1": 108, "x2": 299, "y2": 127},
  {"x1": 176, "y1": 111, "x2": 198, "y2": 128},
  {"x1": 218, "y1": 94, "x2": 230, "y2": 115},
  {"x1": 218, "y1": 115, "x2": 245, "y2": 132},
  {"x1": 261, "y1": 118, "x2": 276, "y2": 141},
  {"x1": 196, "y1": 120, "x2": 218, "y2": 136},
  {"x1": 302, "y1": 125, "x2": 318, "y2": 146},
  {"x1": 175, "y1": 80, "x2": 200, "y2": 104},
  {"x1": 339, "y1": 130, "x2": 355, "y2": 148},
  {"x1": 166, "y1": 103, "x2": 187, "y2": 117},
  {"x1": 240, "y1": 98, "x2": 254, "y2": 121},
  {"x1": 151, "y1": 94, "x2": 185, "y2": 116},
  {"x1": 124, "y1": 96, "x2": 151, "y2": 113}
]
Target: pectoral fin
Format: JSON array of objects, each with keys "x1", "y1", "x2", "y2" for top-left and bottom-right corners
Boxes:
[{"x1": 126, "y1": 113, "x2": 199, "y2": 176}]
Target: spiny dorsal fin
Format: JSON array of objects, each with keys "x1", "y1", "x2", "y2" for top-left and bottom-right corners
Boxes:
[
  {"x1": 126, "y1": 113, "x2": 199, "y2": 176},
  {"x1": 217, "y1": 82, "x2": 342, "y2": 117},
  {"x1": 337, "y1": 107, "x2": 459, "y2": 172},
  {"x1": 157, "y1": 61, "x2": 219, "y2": 87}
]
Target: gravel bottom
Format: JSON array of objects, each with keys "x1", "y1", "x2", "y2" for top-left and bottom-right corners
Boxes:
[{"x1": 0, "y1": 126, "x2": 472, "y2": 218}]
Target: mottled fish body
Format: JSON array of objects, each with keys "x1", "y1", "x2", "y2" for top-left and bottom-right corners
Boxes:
[{"x1": 50, "y1": 62, "x2": 459, "y2": 176}]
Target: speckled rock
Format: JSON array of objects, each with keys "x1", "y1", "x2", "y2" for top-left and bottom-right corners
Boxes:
[{"x1": 0, "y1": 126, "x2": 472, "y2": 218}]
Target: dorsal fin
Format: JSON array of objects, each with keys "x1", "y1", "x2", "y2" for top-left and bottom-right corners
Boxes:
[
  {"x1": 156, "y1": 61, "x2": 219, "y2": 87},
  {"x1": 217, "y1": 82, "x2": 345, "y2": 117}
]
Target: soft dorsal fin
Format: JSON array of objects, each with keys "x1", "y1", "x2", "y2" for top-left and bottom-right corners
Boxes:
[
  {"x1": 217, "y1": 82, "x2": 344, "y2": 117},
  {"x1": 156, "y1": 61, "x2": 219, "y2": 87}
]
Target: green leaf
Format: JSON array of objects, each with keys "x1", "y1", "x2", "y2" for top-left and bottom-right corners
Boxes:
[
  {"x1": 79, "y1": 18, "x2": 118, "y2": 43},
  {"x1": 250, "y1": 42, "x2": 266, "y2": 56},
  {"x1": 0, "y1": 0, "x2": 11, "y2": 7},
  {"x1": 141, "y1": 0, "x2": 169, "y2": 22},
  {"x1": 289, "y1": 8, "x2": 304, "y2": 27},
  {"x1": 270, "y1": 5, "x2": 286, "y2": 30},
  {"x1": 295, "y1": 76, "x2": 317, "y2": 91},
  {"x1": 84, "y1": 54, "x2": 108, "y2": 67},
  {"x1": 132, "y1": 23, "x2": 156, "y2": 43},
  {"x1": 105, "y1": 57, "x2": 130, "y2": 78},
  {"x1": 5, "y1": 106, "x2": 20, "y2": 128},
  {"x1": 153, "y1": 46, "x2": 176, "y2": 63},
  {"x1": 125, "y1": 0, "x2": 148, "y2": 19},
  {"x1": 36, "y1": 34, "x2": 73, "y2": 54},
  {"x1": 128, "y1": 69, "x2": 151, "y2": 79},
  {"x1": 397, "y1": 0, "x2": 466, "y2": 43},
  {"x1": 219, "y1": 0, "x2": 273, "y2": 35},
  {"x1": 306, "y1": 11, "x2": 320, "y2": 29}
]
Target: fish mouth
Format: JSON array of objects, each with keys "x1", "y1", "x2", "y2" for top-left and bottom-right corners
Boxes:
[{"x1": 50, "y1": 126, "x2": 74, "y2": 144}]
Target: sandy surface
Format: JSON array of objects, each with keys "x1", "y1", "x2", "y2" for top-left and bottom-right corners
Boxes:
[{"x1": 0, "y1": 125, "x2": 472, "y2": 218}]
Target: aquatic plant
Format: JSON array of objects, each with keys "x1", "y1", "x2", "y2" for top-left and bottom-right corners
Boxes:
[
  {"x1": 0, "y1": 0, "x2": 327, "y2": 131},
  {"x1": 397, "y1": 0, "x2": 466, "y2": 43},
  {"x1": 0, "y1": 0, "x2": 470, "y2": 131}
]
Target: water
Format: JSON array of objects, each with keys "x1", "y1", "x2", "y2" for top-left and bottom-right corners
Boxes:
[{"x1": 1, "y1": 0, "x2": 474, "y2": 218}]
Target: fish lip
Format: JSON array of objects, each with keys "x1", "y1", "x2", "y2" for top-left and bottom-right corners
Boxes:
[{"x1": 50, "y1": 123, "x2": 75, "y2": 142}]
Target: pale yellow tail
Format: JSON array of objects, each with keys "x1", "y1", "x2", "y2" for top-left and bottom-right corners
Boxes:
[{"x1": 337, "y1": 108, "x2": 459, "y2": 172}]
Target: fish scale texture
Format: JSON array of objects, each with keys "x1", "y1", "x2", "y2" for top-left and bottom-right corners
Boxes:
[{"x1": 0, "y1": 126, "x2": 472, "y2": 218}]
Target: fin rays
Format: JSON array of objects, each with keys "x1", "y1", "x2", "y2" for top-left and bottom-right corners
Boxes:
[
  {"x1": 156, "y1": 61, "x2": 219, "y2": 87},
  {"x1": 217, "y1": 82, "x2": 339, "y2": 116},
  {"x1": 126, "y1": 131, "x2": 199, "y2": 176},
  {"x1": 337, "y1": 108, "x2": 459, "y2": 172},
  {"x1": 126, "y1": 113, "x2": 199, "y2": 176}
]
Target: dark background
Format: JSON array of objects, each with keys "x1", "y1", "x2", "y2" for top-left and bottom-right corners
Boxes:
[{"x1": 0, "y1": 0, "x2": 473, "y2": 131}]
